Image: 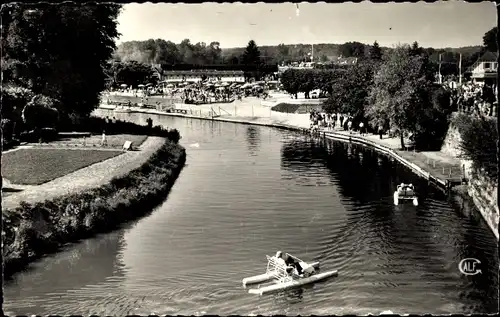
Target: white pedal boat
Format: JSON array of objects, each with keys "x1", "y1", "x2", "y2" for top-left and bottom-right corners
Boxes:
[
  {"x1": 243, "y1": 253, "x2": 338, "y2": 296},
  {"x1": 393, "y1": 183, "x2": 418, "y2": 206}
]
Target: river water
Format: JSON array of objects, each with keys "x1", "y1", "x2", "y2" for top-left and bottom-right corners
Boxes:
[{"x1": 4, "y1": 110, "x2": 498, "y2": 315}]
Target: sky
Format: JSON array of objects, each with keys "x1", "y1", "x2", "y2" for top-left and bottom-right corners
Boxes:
[{"x1": 116, "y1": 1, "x2": 497, "y2": 49}]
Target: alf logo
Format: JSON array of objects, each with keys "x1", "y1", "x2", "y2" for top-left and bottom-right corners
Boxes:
[{"x1": 459, "y1": 258, "x2": 482, "y2": 276}]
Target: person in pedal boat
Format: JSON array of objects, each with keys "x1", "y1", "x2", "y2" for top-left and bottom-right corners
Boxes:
[
  {"x1": 397, "y1": 183, "x2": 414, "y2": 195},
  {"x1": 275, "y1": 251, "x2": 315, "y2": 277}
]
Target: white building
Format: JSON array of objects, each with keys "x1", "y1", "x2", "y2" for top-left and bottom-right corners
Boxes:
[{"x1": 469, "y1": 51, "x2": 498, "y2": 86}]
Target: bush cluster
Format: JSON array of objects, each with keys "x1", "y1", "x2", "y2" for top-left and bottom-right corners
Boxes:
[
  {"x1": 58, "y1": 115, "x2": 181, "y2": 143},
  {"x1": 2, "y1": 139, "x2": 186, "y2": 278},
  {"x1": 453, "y1": 113, "x2": 498, "y2": 181}
]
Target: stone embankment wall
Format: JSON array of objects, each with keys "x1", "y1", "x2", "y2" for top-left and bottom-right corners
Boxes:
[{"x1": 441, "y1": 114, "x2": 499, "y2": 239}]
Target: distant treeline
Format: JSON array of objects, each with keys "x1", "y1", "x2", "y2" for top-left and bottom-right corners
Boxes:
[
  {"x1": 156, "y1": 63, "x2": 278, "y2": 72},
  {"x1": 113, "y1": 39, "x2": 490, "y2": 77}
]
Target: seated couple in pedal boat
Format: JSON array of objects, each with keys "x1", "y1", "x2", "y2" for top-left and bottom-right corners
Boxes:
[{"x1": 274, "y1": 251, "x2": 315, "y2": 277}]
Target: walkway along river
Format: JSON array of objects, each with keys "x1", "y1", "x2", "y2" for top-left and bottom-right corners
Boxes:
[{"x1": 3, "y1": 110, "x2": 498, "y2": 315}]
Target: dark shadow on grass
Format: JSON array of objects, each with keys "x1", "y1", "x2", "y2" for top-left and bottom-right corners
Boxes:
[{"x1": 2, "y1": 188, "x2": 24, "y2": 193}]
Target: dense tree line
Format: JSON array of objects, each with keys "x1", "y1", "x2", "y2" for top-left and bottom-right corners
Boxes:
[
  {"x1": 281, "y1": 41, "x2": 455, "y2": 150},
  {"x1": 1, "y1": 3, "x2": 122, "y2": 139},
  {"x1": 114, "y1": 39, "x2": 223, "y2": 65},
  {"x1": 109, "y1": 39, "x2": 270, "y2": 85},
  {"x1": 116, "y1": 30, "x2": 496, "y2": 78}
]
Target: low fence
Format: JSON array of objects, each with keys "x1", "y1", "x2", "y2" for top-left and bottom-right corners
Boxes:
[{"x1": 322, "y1": 131, "x2": 464, "y2": 191}]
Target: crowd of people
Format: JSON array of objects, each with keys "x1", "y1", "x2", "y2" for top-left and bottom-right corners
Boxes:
[
  {"x1": 446, "y1": 80, "x2": 497, "y2": 117},
  {"x1": 309, "y1": 110, "x2": 358, "y2": 133}
]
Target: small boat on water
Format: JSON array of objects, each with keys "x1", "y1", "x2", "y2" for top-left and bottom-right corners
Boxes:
[
  {"x1": 243, "y1": 252, "x2": 338, "y2": 296},
  {"x1": 393, "y1": 183, "x2": 418, "y2": 206}
]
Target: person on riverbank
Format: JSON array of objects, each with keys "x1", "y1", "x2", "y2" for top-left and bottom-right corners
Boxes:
[
  {"x1": 347, "y1": 120, "x2": 352, "y2": 132},
  {"x1": 359, "y1": 122, "x2": 365, "y2": 136},
  {"x1": 378, "y1": 125, "x2": 384, "y2": 139},
  {"x1": 101, "y1": 130, "x2": 107, "y2": 146}
]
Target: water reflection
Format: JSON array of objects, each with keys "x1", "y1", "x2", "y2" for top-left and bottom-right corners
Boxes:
[
  {"x1": 5, "y1": 110, "x2": 496, "y2": 315},
  {"x1": 279, "y1": 136, "x2": 498, "y2": 314},
  {"x1": 3, "y1": 229, "x2": 127, "y2": 315},
  {"x1": 245, "y1": 126, "x2": 261, "y2": 156}
]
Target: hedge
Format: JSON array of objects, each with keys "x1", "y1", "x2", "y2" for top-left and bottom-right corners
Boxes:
[
  {"x1": 57, "y1": 115, "x2": 180, "y2": 142},
  {"x1": 2, "y1": 138, "x2": 186, "y2": 278},
  {"x1": 453, "y1": 113, "x2": 498, "y2": 181}
]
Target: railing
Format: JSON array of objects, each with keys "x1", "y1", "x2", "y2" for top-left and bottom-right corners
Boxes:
[{"x1": 266, "y1": 255, "x2": 293, "y2": 284}]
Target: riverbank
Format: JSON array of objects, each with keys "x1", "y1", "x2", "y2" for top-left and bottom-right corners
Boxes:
[
  {"x1": 2, "y1": 138, "x2": 187, "y2": 278},
  {"x1": 97, "y1": 102, "x2": 498, "y2": 240}
]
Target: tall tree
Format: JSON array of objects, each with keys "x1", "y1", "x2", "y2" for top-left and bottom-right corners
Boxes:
[
  {"x1": 482, "y1": 26, "x2": 498, "y2": 53},
  {"x1": 241, "y1": 40, "x2": 261, "y2": 65},
  {"x1": 2, "y1": 3, "x2": 122, "y2": 118},
  {"x1": 409, "y1": 41, "x2": 424, "y2": 56},
  {"x1": 368, "y1": 41, "x2": 383, "y2": 61},
  {"x1": 366, "y1": 45, "x2": 434, "y2": 149},
  {"x1": 277, "y1": 43, "x2": 290, "y2": 64}
]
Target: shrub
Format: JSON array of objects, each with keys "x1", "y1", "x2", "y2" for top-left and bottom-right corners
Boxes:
[
  {"x1": 22, "y1": 95, "x2": 60, "y2": 130},
  {"x1": 3, "y1": 138, "x2": 186, "y2": 277},
  {"x1": 454, "y1": 113, "x2": 498, "y2": 181},
  {"x1": 58, "y1": 115, "x2": 181, "y2": 143}
]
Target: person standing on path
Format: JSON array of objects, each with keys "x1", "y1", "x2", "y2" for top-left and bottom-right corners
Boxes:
[
  {"x1": 347, "y1": 120, "x2": 352, "y2": 132},
  {"x1": 101, "y1": 130, "x2": 107, "y2": 147},
  {"x1": 378, "y1": 125, "x2": 384, "y2": 139},
  {"x1": 359, "y1": 121, "x2": 364, "y2": 136}
]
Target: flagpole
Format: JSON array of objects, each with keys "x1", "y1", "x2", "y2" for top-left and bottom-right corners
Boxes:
[
  {"x1": 459, "y1": 53, "x2": 462, "y2": 85},
  {"x1": 438, "y1": 53, "x2": 442, "y2": 84}
]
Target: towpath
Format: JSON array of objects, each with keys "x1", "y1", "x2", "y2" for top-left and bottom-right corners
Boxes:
[
  {"x1": 100, "y1": 97, "x2": 463, "y2": 174},
  {"x1": 2, "y1": 137, "x2": 164, "y2": 211}
]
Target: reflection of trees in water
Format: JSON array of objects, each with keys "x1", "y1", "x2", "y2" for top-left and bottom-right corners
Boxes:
[
  {"x1": 279, "y1": 137, "x2": 498, "y2": 310},
  {"x1": 453, "y1": 208, "x2": 499, "y2": 312},
  {"x1": 245, "y1": 126, "x2": 261, "y2": 155},
  {"x1": 5, "y1": 229, "x2": 127, "y2": 297}
]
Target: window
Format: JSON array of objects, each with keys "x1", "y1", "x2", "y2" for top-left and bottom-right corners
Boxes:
[{"x1": 483, "y1": 62, "x2": 491, "y2": 69}]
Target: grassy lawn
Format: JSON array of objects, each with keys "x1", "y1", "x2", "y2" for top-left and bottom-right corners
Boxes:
[
  {"x1": 2, "y1": 148, "x2": 123, "y2": 185},
  {"x1": 30, "y1": 134, "x2": 148, "y2": 150},
  {"x1": 396, "y1": 150, "x2": 464, "y2": 180}
]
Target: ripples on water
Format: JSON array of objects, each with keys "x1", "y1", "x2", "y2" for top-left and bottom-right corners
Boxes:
[{"x1": 4, "y1": 111, "x2": 498, "y2": 315}]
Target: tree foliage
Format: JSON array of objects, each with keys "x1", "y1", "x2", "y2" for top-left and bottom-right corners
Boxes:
[
  {"x1": 104, "y1": 61, "x2": 155, "y2": 88},
  {"x1": 368, "y1": 41, "x2": 383, "y2": 61},
  {"x1": 339, "y1": 41, "x2": 366, "y2": 58},
  {"x1": 482, "y1": 26, "x2": 498, "y2": 53},
  {"x1": 455, "y1": 114, "x2": 498, "y2": 181},
  {"x1": 115, "y1": 38, "x2": 222, "y2": 65},
  {"x1": 280, "y1": 68, "x2": 343, "y2": 98},
  {"x1": 323, "y1": 62, "x2": 376, "y2": 120},
  {"x1": 2, "y1": 3, "x2": 122, "y2": 118},
  {"x1": 242, "y1": 40, "x2": 261, "y2": 65},
  {"x1": 366, "y1": 45, "x2": 436, "y2": 148},
  {"x1": 22, "y1": 95, "x2": 60, "y2": 130}
]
